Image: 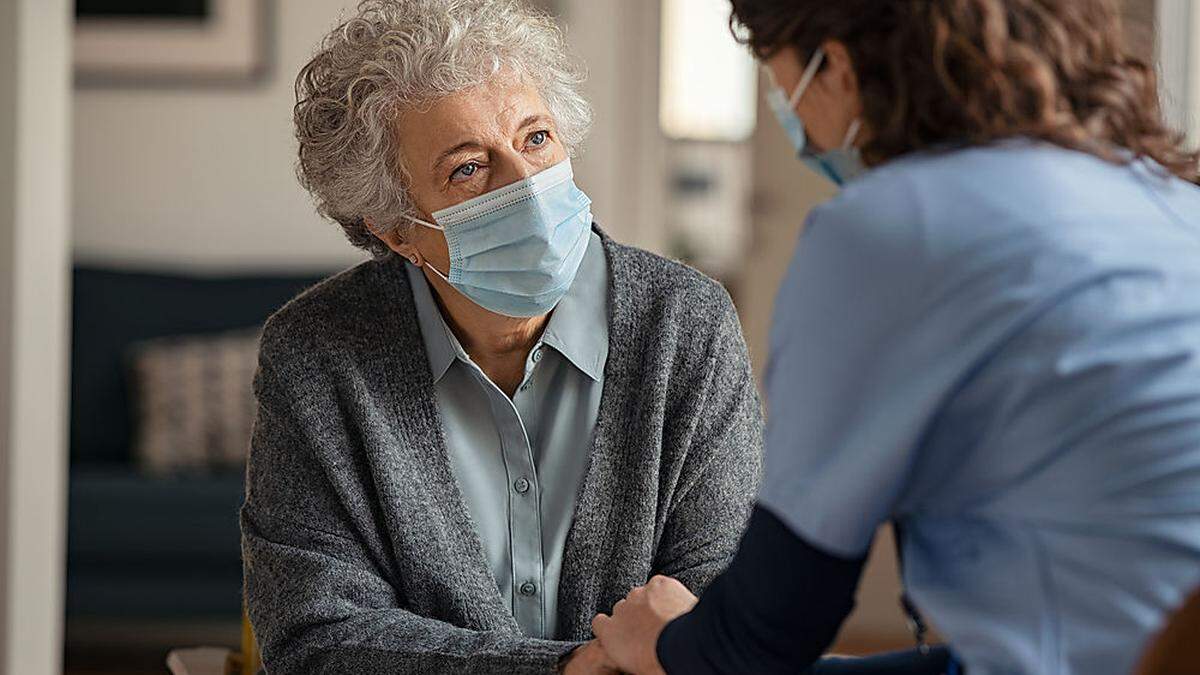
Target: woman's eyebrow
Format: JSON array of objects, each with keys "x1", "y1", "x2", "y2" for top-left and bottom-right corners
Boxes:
[
  {"x1": 432, "y1": 141, "x2": 482, "y2": 171},
  {"x1": 515, "y1": 114, "x2": 553, "y2": 131}
]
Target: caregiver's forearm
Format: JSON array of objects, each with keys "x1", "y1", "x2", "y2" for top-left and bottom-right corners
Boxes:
[{"x1": 655, "y1": 504, "x2": 867, "y2": 675}]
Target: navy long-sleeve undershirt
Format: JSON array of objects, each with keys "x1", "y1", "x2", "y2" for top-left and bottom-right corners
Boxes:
[{"x1": 656, "y1": 504, "x2": 868, "y2": 674}]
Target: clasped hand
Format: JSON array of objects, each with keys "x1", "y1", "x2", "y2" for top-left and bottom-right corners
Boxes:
[{"x1": 562, "y1": 575, "x2": 698, "y2": 675}]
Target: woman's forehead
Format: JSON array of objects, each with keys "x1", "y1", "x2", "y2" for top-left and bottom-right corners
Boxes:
[{"x1": 396, "y1": 77, "x2": 552, "y2": 157}]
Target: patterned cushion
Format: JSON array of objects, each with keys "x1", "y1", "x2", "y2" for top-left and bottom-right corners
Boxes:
[{"x1": 128, "y1": 329, "x2": 260, "y2": 475}]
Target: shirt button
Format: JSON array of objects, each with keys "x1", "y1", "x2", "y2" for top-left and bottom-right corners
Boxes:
[
  {"x1": 532, "y1": 347, "x2": 543, "y2": 363},
  {"x1": 519, "y1": 582, "x2": 538, "y2": 596},
  {"x1": 519, "y1": 382, "x2": 531, "y2": 392},
  {"x1": 514, "y1": 477, "x2": 531, "y2": 494}
]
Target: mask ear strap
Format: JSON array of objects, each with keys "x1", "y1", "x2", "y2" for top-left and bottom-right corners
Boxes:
[
  {"x1": 401, "y1": 214, "x2": 446, "y2": 271},
  {"x1": 789, "y1": 47, "x2": 826, "y2": 108},
  {"x1": 423, "y1": 260, "x2": 451, "y2": 283},
  {"x1": 407, "y1": 213, "x2": 444, "y2": 231},
  {"x1": 841, "y1": 118, "x2": 862, "y2": 149}
]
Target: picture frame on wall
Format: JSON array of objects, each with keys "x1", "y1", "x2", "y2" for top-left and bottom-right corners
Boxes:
[{"x1": 74, "y1": 0, "x2": 271, "y2": 86}]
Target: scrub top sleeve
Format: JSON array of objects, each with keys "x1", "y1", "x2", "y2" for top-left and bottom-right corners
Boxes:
[{"x1": 758, "y1": 198, "x2": 1027, "y2": 559}]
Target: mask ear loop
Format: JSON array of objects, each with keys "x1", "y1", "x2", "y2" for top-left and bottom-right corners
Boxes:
[
  {"x1": 788, "y1": 47, "x2": 826, "y2": 108},
  {"x1": 407, "y1": 214, "x2": 444, "y2": 231},
  {"x1": 404, "y1": 214, "x2": 453, "y2": 282},
  {"x1": 790, "y1": 47, "x2": 860, "y2": 152},
  {"x1": 841, "y1": 118, "x2": 862, "y2": 149}
]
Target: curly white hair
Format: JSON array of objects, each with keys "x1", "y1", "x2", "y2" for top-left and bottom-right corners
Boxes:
[{"x1": 294, "y1": 0, "x2": 592, "y2": 257}]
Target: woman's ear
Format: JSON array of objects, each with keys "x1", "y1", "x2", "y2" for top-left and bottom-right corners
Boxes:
[
  {"x1": 820, "y1": 40, "x2": 863, "y2": 117},
  {"x1": 367, "y1": 219, "x2": 422, "y2": 265}
]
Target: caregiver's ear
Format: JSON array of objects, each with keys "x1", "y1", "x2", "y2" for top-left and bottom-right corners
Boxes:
[
  {"x1": 367, "y1": 219, "x2": 421, "y2": 265},
  {"x1": 817, "y1": 40, "x2": 862, "y2": 103}
]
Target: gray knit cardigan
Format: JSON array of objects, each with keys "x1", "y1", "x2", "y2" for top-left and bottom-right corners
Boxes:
[{"x1": 240, "y1": 229, "x2": 764, "y2": 674}]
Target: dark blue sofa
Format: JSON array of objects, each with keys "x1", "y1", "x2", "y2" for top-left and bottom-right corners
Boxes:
[{"x1": 67, "y1": 266, "x2": 327, "y2": 619}]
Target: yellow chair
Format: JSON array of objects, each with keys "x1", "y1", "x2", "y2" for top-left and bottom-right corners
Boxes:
[{"x1": 224, "y1": 607, "x2": 263, "y2": 675}]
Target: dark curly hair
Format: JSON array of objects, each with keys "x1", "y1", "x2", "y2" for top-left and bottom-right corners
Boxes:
[{"x1": 730, "y1": 0, "x2": 1200, "y2": 182}]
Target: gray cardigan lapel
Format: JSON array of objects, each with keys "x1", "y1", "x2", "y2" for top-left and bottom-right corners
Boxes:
[
  {"x1": 554, "y1": 229, "x2": 631, "y2": 638},
  {"x1": 370, "y1": 259, "x2": 519, "y2": 632}
]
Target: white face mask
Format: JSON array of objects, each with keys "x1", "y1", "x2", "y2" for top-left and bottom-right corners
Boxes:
[{"x1": 406, "y1": 158, "x2": 593, "y2": 318}]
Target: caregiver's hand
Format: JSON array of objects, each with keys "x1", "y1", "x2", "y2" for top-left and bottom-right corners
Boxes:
[
  {"x1": 591, "y1": 575, "x2": 698, "y2": 675},
  {"x1": 562, "y1": 639, "x2": 621, "y2": 675}
]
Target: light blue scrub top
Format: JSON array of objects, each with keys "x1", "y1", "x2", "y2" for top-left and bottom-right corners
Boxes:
[
  {"x1": 405, "y1": 231, "x2": 608, "y2": 640},
  {"x1": 760, "y1": 142, "x2": 1200, "y2": 675}
]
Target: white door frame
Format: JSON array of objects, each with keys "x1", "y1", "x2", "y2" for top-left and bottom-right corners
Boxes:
[
  {"x1": 0, "y1": 1, "x2": 72, "y2": 673},
  {"x1": 556, "y1": 0, "x2": 669, "y2": 254}
]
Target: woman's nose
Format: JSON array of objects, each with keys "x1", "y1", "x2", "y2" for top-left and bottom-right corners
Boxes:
[{"x1": 490, "y1": 149, "x2": 540, "y2": 188}]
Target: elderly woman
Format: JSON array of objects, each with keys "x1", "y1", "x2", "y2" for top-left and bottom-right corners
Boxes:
[{"x1": 238, "y1": 1, "x2": 762, "y2": 673}]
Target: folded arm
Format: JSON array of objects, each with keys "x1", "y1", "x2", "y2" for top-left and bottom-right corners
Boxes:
[
  {"x1": 242, "y1": 359, "x2": 580, "y2": 675},
  {"x1": 242, "y1": 505, "x2": 578, "y2": 674}
]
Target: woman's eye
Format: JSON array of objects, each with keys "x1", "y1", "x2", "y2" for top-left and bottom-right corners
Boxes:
[
  {"x1": 451, "y1": 162, "x2": 480, "y2": 182},
  {"x1": 528, "y1": 130, "x2": 549, "y2": 147}
]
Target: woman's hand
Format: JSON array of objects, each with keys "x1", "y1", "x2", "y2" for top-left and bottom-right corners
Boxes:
[
  {"x1": 591, "y1": 575, "x2": 699, "y2": 675},
  {"x1": 562, "y1": 639, "x2": 621, "y2": 675}
]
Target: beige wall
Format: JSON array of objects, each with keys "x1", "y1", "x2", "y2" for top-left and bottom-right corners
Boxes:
[
  {"x1": 72, "y1": 0, "x2": 672, "y2": 273},
  {"x1": 1122, "y1": 0, "x2": 1157, "y2": 63},
  {"x1": 1158, "y1": 0, "x2": 1200, "y2": 143},
  {"x1": 73, "y1": 0, "x2": 366, "y2": 273}
]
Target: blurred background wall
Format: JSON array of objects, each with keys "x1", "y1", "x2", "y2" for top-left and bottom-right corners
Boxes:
[
  {"x1": 29, "y1": 0, "x2": 1192, "y2": 672},
  {"x1": 73, "y1": 1, "x2": 364, "y2": 272}
]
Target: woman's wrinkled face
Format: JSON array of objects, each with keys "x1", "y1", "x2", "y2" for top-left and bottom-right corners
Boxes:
[{"x1": 386, "y1": 74, "x2": 568, "y2": 274}]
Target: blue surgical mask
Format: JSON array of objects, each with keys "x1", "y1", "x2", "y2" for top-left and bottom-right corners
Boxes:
[
  {"x1": 766, "y1": 48, "x2": 866, "y2": 186},
  {"x1": 408, "y1": 158, "x2": 592, "y2": 318}
]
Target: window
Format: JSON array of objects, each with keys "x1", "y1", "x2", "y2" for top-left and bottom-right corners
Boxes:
[{"x1": 659, "y1": 0, "x2": 757, "y2": 142}]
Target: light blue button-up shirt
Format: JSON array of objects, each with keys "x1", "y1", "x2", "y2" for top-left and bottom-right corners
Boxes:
[
  {"x1": 760, "y1": 143, "x2": 1200, "y2": 674},
  {"x1": 406, "y1": 231, "x2": 608, "y2": 639}
]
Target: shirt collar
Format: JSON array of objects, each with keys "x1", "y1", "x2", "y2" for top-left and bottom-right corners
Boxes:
[{"x1": 403, "y1": 231, "x2": 609, "y2": 383}]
